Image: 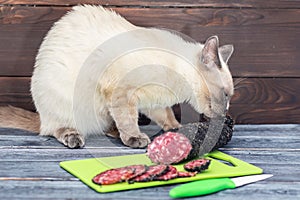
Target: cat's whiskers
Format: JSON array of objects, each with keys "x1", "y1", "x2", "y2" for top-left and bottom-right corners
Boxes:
[{"x1": 233, "y1": 77, "x2": 247, "y2": 91}]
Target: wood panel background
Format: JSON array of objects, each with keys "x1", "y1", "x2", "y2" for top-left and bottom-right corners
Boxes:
[{"x1": 0, "y1": 0, "x2": 299, "y2": 124}]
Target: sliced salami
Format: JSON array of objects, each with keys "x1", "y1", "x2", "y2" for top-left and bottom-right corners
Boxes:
[
  {"x1": 129, "y1": 164, "x2": 168, "y2": 183},
  {"x1": 177, "y1": 171, "x2": 197, "y2": 178},
  {"x1": 126, "y1": 165, "x2": 148, "y2": 180},
  {"x1": 147, "y1": 132, "x2": 192, "y2": 164},
  {"x1": 183, "y1": 159, "x2": 211, "y2": 172},
  {"x1": 92, "y1": 166, "x2": 135, "y2": 185},
  {"x1": 154, "y1": 165, "x2": 178, "y2": 181}
]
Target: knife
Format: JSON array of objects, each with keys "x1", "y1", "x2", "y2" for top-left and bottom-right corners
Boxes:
[{"x1": 169, "y1": 174, "x2": 273, "y2": 198}]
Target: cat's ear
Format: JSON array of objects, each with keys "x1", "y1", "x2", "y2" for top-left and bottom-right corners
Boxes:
[
  {"x1": 201, "y1": 36, "x2": 220, "y2": 67},
  {"x1": 219, "y1": 44, "x2": 234, "y2": 64}
]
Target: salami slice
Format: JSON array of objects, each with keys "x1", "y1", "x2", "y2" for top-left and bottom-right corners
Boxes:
[
  {"x1": 177, "y1": 171, "x2": 197, "y2": 178},
  {"x1": 92, "y1": 166, "x2": 135, "y2": 185},
  {"x1": 183, "y1": 159, "x2": 211, "y2": 172},
  {"x1": 154, "y1": 165, "x2": 178, "y2": 181},
  {"x1": 126, "y1": 165, "x2": 148, "y2": 180},
  {"x1": 147, "y1": 132, "x2": 192, "y2": 164},
  {"x1": 129, "y1": 164, "x2": 168, "y2": 183}
]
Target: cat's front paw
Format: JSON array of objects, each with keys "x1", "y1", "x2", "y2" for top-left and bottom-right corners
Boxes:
[
  {"x1": 163, "y1": 121, "x2": 182, "y2": 131},
  {"x1": 62, "y1": 130, "x2": 85, "y2": 149},
  {"x1": 121, "y1": 132, "x2": 151, "y2": 148}
]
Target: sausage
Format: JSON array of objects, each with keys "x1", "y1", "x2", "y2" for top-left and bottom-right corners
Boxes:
[
  {"x1": 129, "y1": 164, "x2": 168, "y2": 183},
  {"x1": 154, "y1": 165, "x2": 178, "y2": 181},
  {"x1": 177, "y1": 171, "x2": 198, "y2": 178},
  {"x1": 183, "y1": 159, "x2": 211, "y2": 172},
  {"x1": 127, "y1": 165, "x2": 148, "y2": 179},
  {"x1": 147, "y1": 132, "x2": 192, "y2": 164},
  {"x1": 184, "y1": 115, "x2": 234, "y2": 160},
  {"x1": 148, "y1": 115, "x2": 234, "y2": 164},
  {"x1": 92, "y1": 166, "x2": 135, "y2": 185},
  {"x1": 92, "y1": 165, "x2": 147, "y2": 185}
]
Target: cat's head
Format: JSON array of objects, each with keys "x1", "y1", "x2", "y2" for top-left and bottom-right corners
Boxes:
[{"x1": 199, "y1": 36, "x2": 234, "y2": 118}]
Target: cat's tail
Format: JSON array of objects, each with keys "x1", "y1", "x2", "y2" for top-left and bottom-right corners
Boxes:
[{"x1": 0, "y1": 105, "x2": 40, "y2": 133}]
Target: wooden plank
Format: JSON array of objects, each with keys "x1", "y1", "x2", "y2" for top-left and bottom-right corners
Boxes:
[
  {"x1": 0, "y1": 148, "x2": 144, "y2": 161},
  {"x1": 226, "y1": 135, "x2": 300, "y2": 149},
  {"x1": 229, "y1": 77, "x2": 300, "y2": 124},
  {"x1": 0, "y1": 77, "x2": 30, "y2": 93},
  {"x1": 2, "y1": 77, "x2": 300, "y2": 109},
  {"x1": 234, "y1": 124, "x2": 300, "y2": 135},
  {"x1": 1, "y1": 132, "x2": 299, "y2": 149},
  {"x1": 229, "y1": 78, "x2": 300, "y2": 124},
  {"x1": 221, "y1": 150, "x2": 300, "y2": 166},
  {"x1": 0, "y1": 180, "x2": 298, "y2": 200},
  {"x1": 2, "y1": 99, "x2": 300, "y2": 123},
  {"x1": 0, "y1": 125, "x2": 300, "y2": 199},
  {"x1": 1, "y1": 0, "x2": 300, "y2": 8},
  {"x1": 1, "y1": 124, "x2": 300, "y2": 149},
  {"x1": 0, "y1": 101, "x2": 35, "y2": 111},
  {"x1": 1, "y1": 148, "x2": 299, "y2": 164},
  {"x1": 0, "y1": 77, "x2": 34, "y2": 110},
  {"x1": 0, "y1": 132, "x2": 131, "y2": 149},
  {"x1": 0, "y1": 127, "x2": 158, "y2": 149},
  {"x1": 0, "y1": 7, "x2": 67, "y2": 77},
  {"x1": 229, "y1": 105, "x2": 300, "y2": 124},
  {"x1": 0, "y1": 7, "x2": 300, "y2": 77},
  {"x1": 4, "y1": 123, "x2": 298, "y2": 137},
  {"x1": 0, "y1": 161, "x2": 74, "y2": 178},
  {"x1": 1, "y1": 77, "x2": 300, "y2": 123}
]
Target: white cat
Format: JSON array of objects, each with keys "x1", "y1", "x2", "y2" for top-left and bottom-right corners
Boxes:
[{"x1": 0, "y1": 5, "x2": 234, "y2": 149}]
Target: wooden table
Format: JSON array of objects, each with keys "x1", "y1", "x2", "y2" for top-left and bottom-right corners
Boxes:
[{"x1": 0, "y1": 124, "x2": 299, "y2": 199}]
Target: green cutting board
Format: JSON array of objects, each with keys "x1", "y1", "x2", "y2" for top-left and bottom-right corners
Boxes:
[{"x1": 60, "y1": 151, "x2": 262, "y2": 193}]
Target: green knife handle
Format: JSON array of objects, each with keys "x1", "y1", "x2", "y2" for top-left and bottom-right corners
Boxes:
[{"x1": 169, "y1": 178, "x2": 236, "y2": 198}]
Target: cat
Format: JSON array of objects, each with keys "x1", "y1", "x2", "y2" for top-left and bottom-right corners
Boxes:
[{"x1": 0, "y1": 5, "x2": 234, "y2": 149}]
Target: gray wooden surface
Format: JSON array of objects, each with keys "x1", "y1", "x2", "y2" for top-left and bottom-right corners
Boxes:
[{"x1": 0, "y1": 124, "x2": 299, "y2": 199}]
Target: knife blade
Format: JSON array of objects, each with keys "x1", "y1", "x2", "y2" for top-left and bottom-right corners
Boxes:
[{"x1": 169, "y1": 174, "x2": 273, "y2": 198}]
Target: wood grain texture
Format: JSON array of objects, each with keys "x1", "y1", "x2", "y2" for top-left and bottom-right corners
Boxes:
[
  {"x1": 232, "y1": 78, "x2": 300, "y2": 105},
  {"x1": 0, "y1": 125, "x2": 299, "y2": 199},
  {"x1": 229, "y1": 78, "x2": 300, "y2": 123},
  {"x1": 1, "y1": 77, "x2": 299, "y2": 123},
  {"x1": 0, "y1": 3, "x2": 299, "y2": 125},
  {"x1": 0, "y1": 3, "x2": 299, "y2": 197},
  {"x1": 0, "y1": 77, "x2": 34, "y2": 110},
  {"x1": 0, "y1": 6, "x2": 299, "y2": 77},
  {"x1": 229, "y1": 105, "x2": 300, "y2": 124},
  {"x1": 0, "y1": 180, "x2": 297, "y2": 200},
  {"x1": 1, "y1": 127, "x2": 299, "y2": 149},
  {"x1": 0, "y1": 0, "x2": 300, "y2": 8}
]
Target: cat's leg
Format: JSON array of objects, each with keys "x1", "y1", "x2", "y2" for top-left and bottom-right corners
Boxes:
[
  {"x1": 108, "y1": 98, "x2": 150, "y2": 148},
  {"x1": 104, "y1": 122, "x2": 120, "y2": 138},
  {"x1": 53, "y1": 128, "x2": 85, "y2": 148},
  {"x1": 142, "y1": 107, "x2": 181, "y2": 131}
]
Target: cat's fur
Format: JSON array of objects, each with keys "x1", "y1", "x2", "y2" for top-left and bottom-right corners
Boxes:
[{"x1": 0, "y1": 5, "x2": 234, "y2": 148}]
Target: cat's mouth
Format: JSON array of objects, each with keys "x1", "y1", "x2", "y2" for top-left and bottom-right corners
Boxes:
[
  {"x1": 205, "y1": 99, "x2": 227, "y2": 119},
  {"x1": 203, "y1": 106, "x2": 227, "y2": 119}
]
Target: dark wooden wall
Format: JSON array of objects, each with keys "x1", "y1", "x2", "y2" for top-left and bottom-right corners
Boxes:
[{"x1": 0, "y1": 0, "x2": 299, "y2": 124}]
